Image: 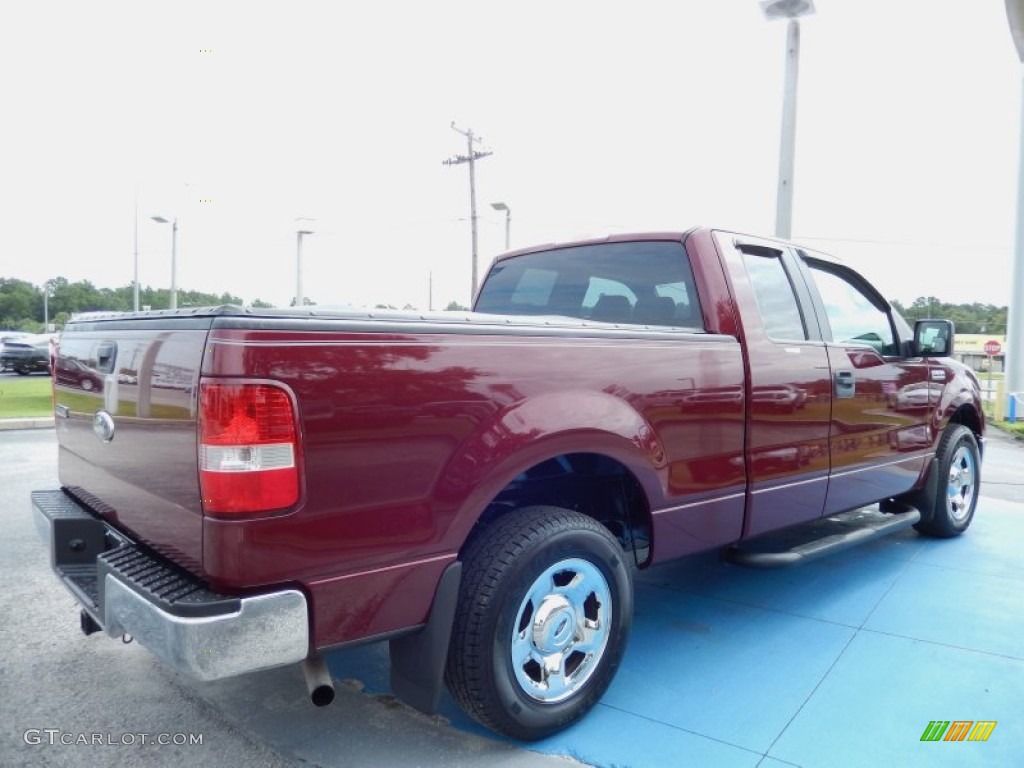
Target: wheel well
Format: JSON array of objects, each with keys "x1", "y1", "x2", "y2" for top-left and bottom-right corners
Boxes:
[
  {"x1": 466, "y1": 453, "x2": 652, "y2": 567},
  {"x1": 948, "y1": 404, "x2": 983, "y2": 443}
]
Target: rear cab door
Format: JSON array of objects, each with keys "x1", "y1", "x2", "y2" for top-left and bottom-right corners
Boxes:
[{"x1": 714, "y1": 233, "x2": 833, "y2": 537}]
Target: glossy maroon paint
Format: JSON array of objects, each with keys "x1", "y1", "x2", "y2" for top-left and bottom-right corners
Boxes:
[
  {"x1": 200, "y1": 326, "x2": 746, "y2": 645},
  {"x1": 55, "y1": 329, "x2": 205, "y2": 573},
  {"x1": 53, "y1": 226, "x2": 984, "y2": 652},
  {"x1": 819, "y1": 348, "x2": 932, "y2": 515},
  {"x1": 711, "y1": 233, "x2": 832, "y2": 537}
]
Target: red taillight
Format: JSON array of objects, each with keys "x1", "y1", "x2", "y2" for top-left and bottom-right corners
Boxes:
[{"x1": 199, "y1": 382, "x2": 300, "y2": 515}]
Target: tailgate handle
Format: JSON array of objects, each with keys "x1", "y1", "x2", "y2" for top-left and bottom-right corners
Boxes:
[{"x1": 834, "y1": 370, "x2": 855, "y2": 399}]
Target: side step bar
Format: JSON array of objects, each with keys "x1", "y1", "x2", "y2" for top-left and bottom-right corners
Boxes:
[{"x1": 723, "y1": 504, "x2": 921, "y2": 569}]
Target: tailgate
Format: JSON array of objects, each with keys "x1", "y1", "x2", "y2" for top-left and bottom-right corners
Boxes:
[{"x1": 54, "y1": 319, "x2": 212, "y2": 575}]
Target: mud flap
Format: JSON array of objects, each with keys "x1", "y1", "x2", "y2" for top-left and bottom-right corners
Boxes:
[
  {"x1": 388, "y1": 561, "x2": 462, "y2": 714},
  {"x1": 911, "y1": 457, "x2": 941, "y2": 526}
]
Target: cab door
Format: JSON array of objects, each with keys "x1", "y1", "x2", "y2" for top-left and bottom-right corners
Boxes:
[
  {"x1": 795, "y1": 253, "x2": 933, "y2": 515},
  {"x1": 717, "y1": 234, "x2": 833, "y2": 538}
]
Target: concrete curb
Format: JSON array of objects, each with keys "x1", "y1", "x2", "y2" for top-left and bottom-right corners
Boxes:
[{"x1": 0, "y1": 417, "x2": 55, "y2": 431}]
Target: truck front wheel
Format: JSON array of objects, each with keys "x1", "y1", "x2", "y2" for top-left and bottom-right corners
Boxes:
[
  {"x1": 445, "y1": 506, "x2": 633, "y2": 740},
  {"x1": 914, "y1": 424, "x2": 981, "y2": 538}
]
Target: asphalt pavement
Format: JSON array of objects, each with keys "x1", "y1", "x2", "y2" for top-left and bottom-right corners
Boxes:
[
  {"x1": 978, "y1": 425, "x2": 1024, "y2": 503},
  {"x1": 0, "y1": 429, "x2": 577, "y2": 768}
]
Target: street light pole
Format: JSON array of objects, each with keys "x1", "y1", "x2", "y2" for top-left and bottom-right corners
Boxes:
[
  {"x1": 491, "y1": 202, "x2": 511, "y2": 250},
  {"x1": 760, "y1": 0, "x2": 816, "y2": 240},
  {"x1": 150, "y1": 215, "x2": 179, "y2": 309},
  {"x1": 171, "y1": 218, "x2": 177, "y2": 309},
  {"x1": 295, "y1": 218, "x2": 316, "y2": 307},
  {"x1": 296, "y1": 231, "x2": 313, "y2": 306},
  {"x1": 133, "y1": 189, "x2": 140, "y2": 312},
  {"x1": 776, "y1": 19, "x2": 800, "y2": 240},
  {"x1": 1006, "y1": 0, "x2": 1024, "y2": 419}
]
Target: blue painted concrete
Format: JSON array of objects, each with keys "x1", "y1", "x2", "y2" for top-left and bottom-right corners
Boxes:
[
  {"x1": 769, "y1": 632, "x2": 1023, "y2": 767},
  {"x1": 327, "y1": 496, "x2": 1024, "y2": 766}
]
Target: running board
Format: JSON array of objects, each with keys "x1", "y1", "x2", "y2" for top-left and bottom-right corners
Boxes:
[{"x1": 723, "y1": 504, "x2": 921, "y2": 568}]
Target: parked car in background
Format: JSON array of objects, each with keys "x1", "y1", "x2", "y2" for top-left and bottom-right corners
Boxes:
[
  {"x1": 0, "y1": 332, "x2": 32, "y2": 371},
  {"x1": 0, "y1": 333, "x2": 53, "y2": 375},
  {"x1": 54, "y1": 356, "x2": 104, "y2": 391}
]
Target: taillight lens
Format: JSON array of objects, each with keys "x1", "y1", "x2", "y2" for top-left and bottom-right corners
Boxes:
[{"x1": 199, "y1": 382, "x2": 300, "y2": 515}]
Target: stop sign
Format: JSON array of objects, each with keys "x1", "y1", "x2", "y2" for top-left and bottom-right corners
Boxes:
[{"x1": 984, "y1": 340, "x2": 1002, "y2": 356}]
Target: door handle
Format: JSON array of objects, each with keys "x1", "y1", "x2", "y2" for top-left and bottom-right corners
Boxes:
[{"x1": 834, "y1": 370, "x2": 855, "y2": 399}]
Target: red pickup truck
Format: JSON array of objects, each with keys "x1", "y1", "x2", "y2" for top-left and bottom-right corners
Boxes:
[{"x1": 34, "y1": 228, "x2": 984, "y2": 740}]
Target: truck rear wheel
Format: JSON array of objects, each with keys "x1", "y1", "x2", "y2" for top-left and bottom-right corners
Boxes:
[
  {"x1": 914, "y1": 424, "x2": 980, "y2": 538},
  {"x1": 445, "y1": 506, "x2": 633, "y2": 740}
]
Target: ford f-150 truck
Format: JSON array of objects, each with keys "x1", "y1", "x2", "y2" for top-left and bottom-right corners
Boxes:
[{"x1": 33, "y1": 228, "x2": 983, "y2": 740}]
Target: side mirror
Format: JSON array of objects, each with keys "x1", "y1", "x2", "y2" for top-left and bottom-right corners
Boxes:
[{"x1": 914, "y1": 319, "x2": 954, "y2": 357}]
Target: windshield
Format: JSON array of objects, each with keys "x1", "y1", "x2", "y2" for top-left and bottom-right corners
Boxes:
[{"x1": 474, "y1": 240, "x2": 704, "y2": 329}]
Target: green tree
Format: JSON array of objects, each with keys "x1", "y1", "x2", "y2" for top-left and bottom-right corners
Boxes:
[
  {"x1": 0, "y1": 279, "x2": 40, "y2": 327},
  {"x1": 445, "y1": 300, "x2": 469, "y2": 311},
  {"x1": 897, "y1": 298, "x2": 1008, "y2": 335},
  {"x1": 1, "y1": 273, "x2": 278, "y2": 328}
]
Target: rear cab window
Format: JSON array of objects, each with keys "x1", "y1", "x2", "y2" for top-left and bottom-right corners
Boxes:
[
  {"x1": 475, "y1": 241, "x2": 704, "y2": 329},
  {"x1": 740, "y1": 251, "x2": 810, "y2": 341}
]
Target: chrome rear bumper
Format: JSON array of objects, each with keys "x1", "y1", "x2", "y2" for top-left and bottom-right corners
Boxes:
[{"x1": 32, "y1": 489, "x2": 309, "y2": 681}]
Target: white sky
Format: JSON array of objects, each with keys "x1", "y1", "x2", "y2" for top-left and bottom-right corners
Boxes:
[{"x1": 1, "y1": 0, "x2": 1020, "y2": 310}]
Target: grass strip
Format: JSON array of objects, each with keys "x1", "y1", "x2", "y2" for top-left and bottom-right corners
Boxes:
[{"x1": 0, "y1": 375, "x2": 53, "y2": 418}]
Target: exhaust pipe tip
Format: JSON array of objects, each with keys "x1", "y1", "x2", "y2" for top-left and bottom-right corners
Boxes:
[
  {"x1": 302, "y1": 655, "x2": 335, "y2": 707},
  {"x1": 310, "y1": 683, "x2": 335, "y2": 707}
]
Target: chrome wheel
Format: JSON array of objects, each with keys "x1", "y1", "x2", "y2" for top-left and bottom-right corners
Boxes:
[
  {"x1": 446, "y1": 506, "x2": 632, "y2": 740},
  {"x1": 511, "y1": 557, "x2": 611, "y2": 703},
  {"x1": 913, "y1": 424, "x2": 980, "y2": 538},
  {"x1": 946, "y1": 444, "x2": 976, "y2": 523}
]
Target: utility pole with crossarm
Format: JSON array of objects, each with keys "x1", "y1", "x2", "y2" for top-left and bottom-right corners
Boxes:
[{"x1": 444, "y1": 123, "x2": 493, "y2": 302}]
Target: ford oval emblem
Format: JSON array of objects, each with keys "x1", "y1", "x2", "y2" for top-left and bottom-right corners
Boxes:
[{"x1": 93, "y1": 411, "x2": 116, "y2": 443}]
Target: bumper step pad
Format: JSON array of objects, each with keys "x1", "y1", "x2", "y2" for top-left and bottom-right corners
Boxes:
[
  {"x1": 31, "y1": 490, "x2": 240, "y2": 622},
  {"x1": 97, "y1": 547, "x2": 240, "y2": 618}
]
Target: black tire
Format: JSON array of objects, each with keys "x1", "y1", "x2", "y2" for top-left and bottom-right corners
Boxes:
[
  {"x1": 914, "y1": 424, "x2": 981, "y2": 538},
  {"x1": 15, "y1": 367, "x2": 30, "y2": 376},
  {"x1": 445, "y1": 506, "x2": 633, "y2": 741}
]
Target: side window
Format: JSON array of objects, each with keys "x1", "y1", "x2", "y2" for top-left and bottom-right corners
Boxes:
[
  {"x1": 808, "y1": 265, "x2": 897, "y2": 355},
  {"x1": 742, "y1": 253, "x2": 808, "y2": 340}
]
